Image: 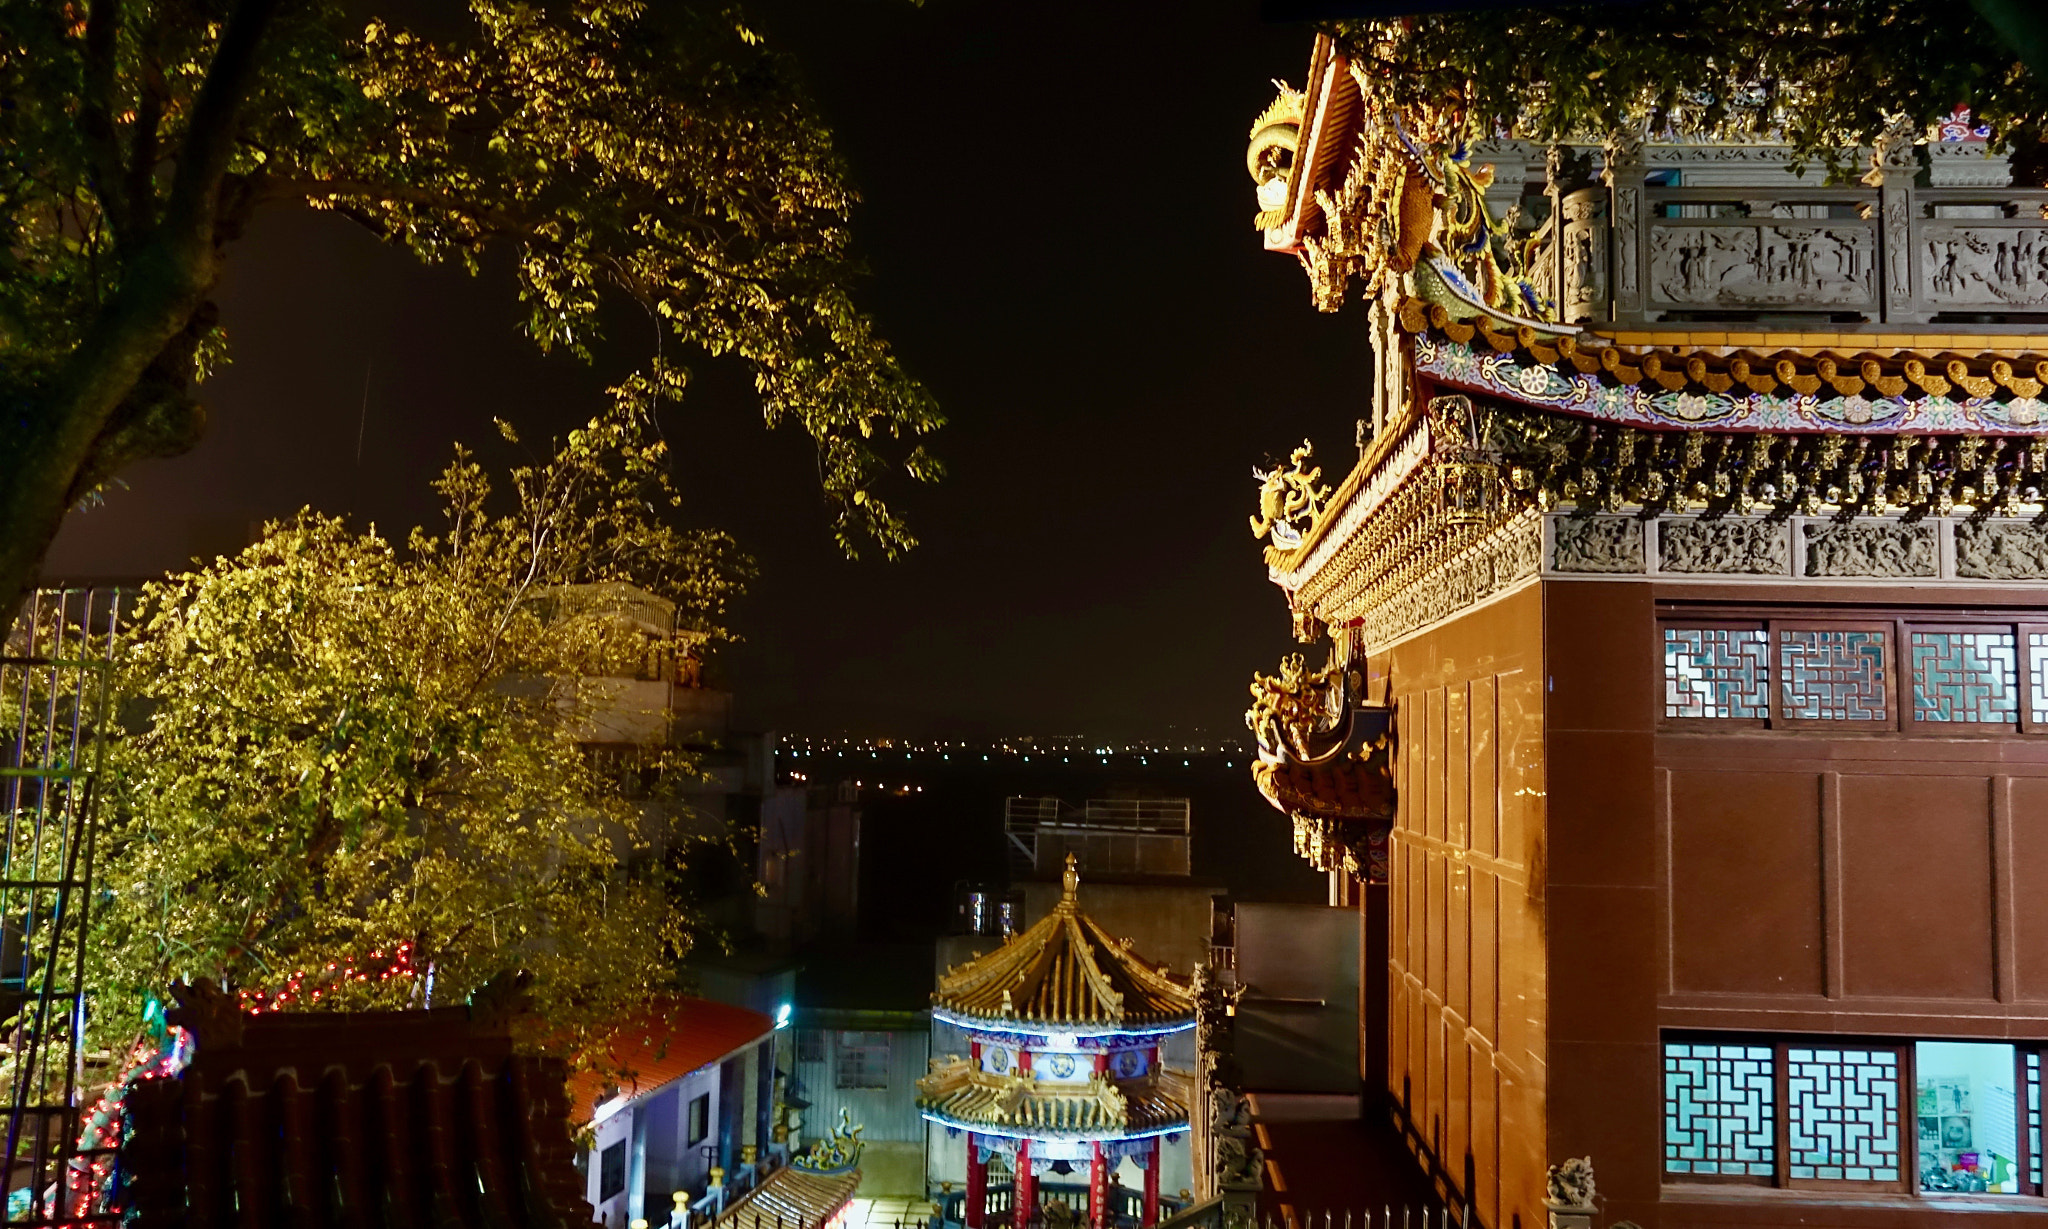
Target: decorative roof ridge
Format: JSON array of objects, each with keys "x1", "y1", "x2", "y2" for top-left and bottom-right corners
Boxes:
[
  {"x1": 1064, "y1": 913, "x2": 1124, "y2": 1022},
  {"x1": 1398, "y1": 297, "x2": 2048, "y2": 432},
  {"x1": 934, "y1": 910, "x2": 1062, "y2": 1005},
  {"x1": 1077, "y1": 914, "x2": 1193, "y2": 1008},
  {"x1": 1264, "y1": 34, "x2": 1346, "y2": 252}
]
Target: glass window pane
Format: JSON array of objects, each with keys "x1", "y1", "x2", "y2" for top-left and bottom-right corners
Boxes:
[
  {"x1": 1916, "y1": 1040, "x2": 2020, "y2": 1194},
  {"x1": 1780, "y1": 628, "x2": 1890, "y2": 722},
  {"x1": 1665, "y1": 628, "x2": 1769, "y2": 719},
  {"x1": 1786, "y1": 1047, "x2": 1899, "y2": 1181},
  {"x1": 2031, "y1": 633, "x2": 2048, "y2": 724},
  {"x1": 1910, "y1": 630, "x2": 2018, "y2": 724},
  {"x1": 2029, "y1": 1052, "x2": 2042, "y2": 1192},
  {"x1": 1664, "y1": 1041, "x2": 1776, "y2": 1177}
]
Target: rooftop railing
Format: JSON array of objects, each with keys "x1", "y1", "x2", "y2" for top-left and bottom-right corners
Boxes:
[{"x1": 1538, "y1": 175, "x2": 2048, "y2": 329}]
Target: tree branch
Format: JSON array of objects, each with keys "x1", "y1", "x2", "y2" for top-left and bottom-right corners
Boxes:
[
  {"x1": 80, "y1": 0, "x2": 132, "y2": 243},
  {"x1": 0, "y1": 0, "x2": 284, "y2": 621}
]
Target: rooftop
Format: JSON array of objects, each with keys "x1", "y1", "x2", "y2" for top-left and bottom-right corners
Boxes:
[
  {"x1": 932, "y1": 856, "x2": 1196, "y2": 1032},
  {"x1": 567, "y1": 994, "x2": 775, "y2": 1124}
]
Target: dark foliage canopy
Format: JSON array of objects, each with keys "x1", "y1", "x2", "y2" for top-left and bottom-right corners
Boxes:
[
  {"x1": 0, "y1": 0, "x2": 941, "y2": 617},
  {"x1": 1336, "y1": 1, "x2": 2048, "y2": 177}
]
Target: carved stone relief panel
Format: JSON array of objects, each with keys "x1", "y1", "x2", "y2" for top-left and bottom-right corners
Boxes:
[
  {"x1": 1551, "y1": 516, "x2": 1644, "y2": 573},
  {"x1": 1559, "y1": 191, "x2": 1607, "y2": 321},
  {"x1": 1802, "y1": 521, "x2": 1937, "y2": 578},
  {"x1": 1659, "y1": 519, "x2": 1789, "y2": 574},
  {"x1": 1920, "y1": 225, "x2": 2048, "y2": 308},
  {"x1": 1648, "y1": 223, "x2": 1875, "y2": 308},
  {"x1": 1956, "y1": 521, "x2": 2048, "y2": 579}
]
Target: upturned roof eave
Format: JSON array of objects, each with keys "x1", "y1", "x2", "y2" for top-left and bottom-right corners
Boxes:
[
  {"x1": 916, "y1": 1106, "x2": 1191, "y2": 1142},
  {"x1": 928, "y1": 1004, "x2": 1196, "y2": 1038}
]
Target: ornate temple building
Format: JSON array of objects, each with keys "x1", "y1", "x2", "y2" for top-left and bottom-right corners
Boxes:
[
  {"x1": 919, "y1": 857, "x2": 1195, "y2": 1229},
  {"x1": 1243, "y1": 31, "x2": 2048, "y2": 1229}
]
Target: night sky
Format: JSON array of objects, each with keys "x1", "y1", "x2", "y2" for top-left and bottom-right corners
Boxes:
[{"x1": 44, "y1": 1, "x2": 1366, "y2": 741}]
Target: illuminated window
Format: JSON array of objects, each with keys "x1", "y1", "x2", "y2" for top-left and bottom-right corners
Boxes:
[
  {"x1": 1785, "y1": 1045, "x2": 1901, "y2": 1183},
  {"x1": 1664, "y1": 1042, "x2": 1775, "y2": 1178},
  {"x1": 1917, "y1": 1041, "x2": 2020, "y2": 1194},
  {"x1": 1666, "y1": 1035, "x2": 2048, "y2": 1197}
]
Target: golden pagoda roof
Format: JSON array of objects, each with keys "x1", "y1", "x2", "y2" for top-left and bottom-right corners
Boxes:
[
  {"x1": 932, "y1": 856, "x2": 1195, "y2": 1032},
  {"x1": 915, "y1": 1056, "x2": 1190, "y2": 1140}
]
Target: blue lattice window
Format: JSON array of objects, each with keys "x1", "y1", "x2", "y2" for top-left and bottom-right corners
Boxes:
[
  {"x1": 1666, "y1": 1035, "x2": 2048, "y2": 1195},
  {"x1": 2029, "y1": 633, "x2": 2048, "y2": 726},
  {"x1": 1778, "y1": 627, "x2": 1892, "y2": 724},
  {"x1": 1664, "y1": 627, "x2": 1769, "y2": 720},
  {"x1": 1665, "y1": 1042, "x2": 1776, "y2": 1179},
  {"x1": 1910, "y1": 629, "x2": 2019, "y2": 725},
  {"x1": 1785, "y1": 1046, "x2": 1902, "y2": 1184},
  {"x1": 2030, "y1": 1051, "x2": 2043, "y2": 1194},
  {"x1": 1663, "y1": 614, "x2": 2048, "y2": 736}
]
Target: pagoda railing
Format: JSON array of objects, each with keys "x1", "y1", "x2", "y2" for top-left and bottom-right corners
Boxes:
[
  {"x1": 1548, "y1": 177, "x2": 2048, "y2": 328},
  {"x1": 937, "y1": 1181, "x2": 1184, "y2": 1229}
]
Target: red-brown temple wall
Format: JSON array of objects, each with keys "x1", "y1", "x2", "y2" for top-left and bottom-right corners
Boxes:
[
  {"x1": 1542, "y1": 580, "x2": 2048, "y2": 1229},
  {"x1": 1376, "y1": 581, "x2": 1549, "y2": 1229}
]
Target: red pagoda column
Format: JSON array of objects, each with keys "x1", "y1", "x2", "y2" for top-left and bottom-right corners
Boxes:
[
  {"x1": 1014, "y1": 1140, "x2": 1035, "y2": 1229},
  {"x1": 1088, "y1": 1140, "x2": 1107, "y2": 1229},
  {"x1": 966, "y1": 1135, "x2": 986, "y2": 1229},
  {"x1": 1142, "y1": 1141, "x2": 1159, "y2": 1228}
]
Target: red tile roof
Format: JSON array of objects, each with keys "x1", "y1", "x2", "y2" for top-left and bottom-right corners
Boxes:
[
  {"x1": 123, "y1": 1000, "x2": 590, "y2": 1228},
  {"x1": 567, "y1": 995, "x2": 775, "y2": 1124}
]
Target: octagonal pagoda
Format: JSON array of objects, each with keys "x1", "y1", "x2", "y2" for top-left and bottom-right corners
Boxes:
[{"x1": 918, "y1": 856, "x2": 1194, "y2": 1229}]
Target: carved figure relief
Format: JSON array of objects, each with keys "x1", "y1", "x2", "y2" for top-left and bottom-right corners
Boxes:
[
  {"x1": 1546, "y1": 1157, "x2": 1597, "y2": 1210},
  {"x1": 1659, "y1": 519, "x2": 1789, "y2": 574},
  {"x1": 1649, "y1": 224, "x2": 1874, "y2": 308},
  {"x1": 1921, "y1": 226, "x2": 2048, "y2": 307},
  {"x1": 1803, "y1": 521, "x2": 1937, "y2": 577},
  {"x1": 1551, "y1": 516, "x2": 1644, "y2": 573},
  {"x1": 1956, "y1": 521, "x2": 2048, "y2": 579},
  {"x1": 1604, "y1": 129, "x2": 1646, "y2": 302},
  {"x1": 1559, "y1": 191, "x2": 1607, "y2": 321}
]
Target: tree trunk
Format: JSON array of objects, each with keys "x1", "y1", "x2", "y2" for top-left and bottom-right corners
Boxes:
[{"x1": 0, "y1": 0, "x2": 283, "y2": 622}]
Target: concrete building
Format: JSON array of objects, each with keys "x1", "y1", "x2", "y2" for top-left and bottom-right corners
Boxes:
[{"x1": 570, "y1": 996, "x2": 778, "y2": 1229}]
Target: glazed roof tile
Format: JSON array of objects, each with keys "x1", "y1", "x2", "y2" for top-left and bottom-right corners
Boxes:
[
  {"x1": 932, "y1": 856, "x2": 1194, "y2": 1030},
  {"x1": 915, "y1": 1058, "x2": 1190, "y2": 1138},
  {"x1": 711, "y1": 1164, "x2": 861, "y2": 1229}
]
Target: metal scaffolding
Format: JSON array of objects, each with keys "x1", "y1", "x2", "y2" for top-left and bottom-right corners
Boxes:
[{"x1": 1, "y1": 590, "x2": 123, "y2": 1224}]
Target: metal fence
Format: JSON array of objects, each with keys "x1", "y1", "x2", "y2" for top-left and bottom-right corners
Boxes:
[
  {"x1": 1, "y1": 589, "x2": 125, "y2": 1225},
  {"x1": 1002, "y1": 797, "x2": 1192, "y2": 878}
]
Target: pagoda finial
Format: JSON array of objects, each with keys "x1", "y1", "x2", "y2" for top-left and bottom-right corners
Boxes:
[{"x1": 1061, "y1": 852, "x2": 1080, "y2": 907}]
